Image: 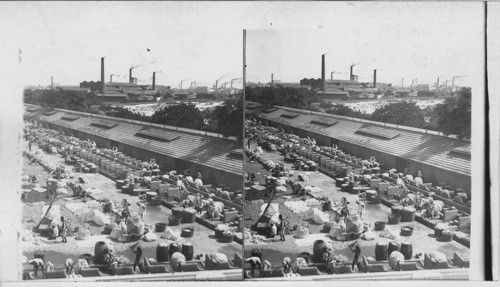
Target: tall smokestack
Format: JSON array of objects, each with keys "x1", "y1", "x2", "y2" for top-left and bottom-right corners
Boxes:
[
  {"x1": 350, "y1": 65, "x2": 354, "y2": 80},
  {"x1": 436, "y1": 77, "x2": 440, "y2": 87},
  {"x1": 215, "y1": 80, "x2": 219, "y2": 89},
  {"x1": 321, "y1": 54, "x2": 325, "y2": 90},
  {"x1": 152, "y1": 72, "x2": 156, "y2": 90},
  {"x1": 110, "y1": 75, "x2": 113, "y2": 83},
  {"x1": 100, "y1": 57, "x2": 105, "y2": 92},
  {"x1": 271, "y1": 73, "x2": 274, "y2": 84},
  {"x1": 129, "y1": 68, "x2": 133, "y2": 83},
  {"x1": 373, "y1": 69, "x2": 377, "y2": 88}
]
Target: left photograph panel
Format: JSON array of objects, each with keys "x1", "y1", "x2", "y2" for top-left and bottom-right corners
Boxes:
[{"x1": 16, "y1": 2, "x2": 243, "y2": 281}]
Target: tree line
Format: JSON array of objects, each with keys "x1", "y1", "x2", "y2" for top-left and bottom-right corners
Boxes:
[
  {"x1": 23, "y1": 89, "x2": 243, "y2": 140},
  {"x1": 246, "y1": 86, "x2": 471, "y2": 140}
]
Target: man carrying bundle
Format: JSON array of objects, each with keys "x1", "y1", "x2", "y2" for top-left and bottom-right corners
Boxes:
[
  {"x1": 65, "y1": 258, "x2": 74, "y2": 275},
  {"x1": 28, "y1": 258, "x2": 45, "y2": 278},
  {"x1": 245, "y1": 256, "x2": 262, "y2": 276},
  {"x1": 282, "y1": 257, "x2": 292, "y2": 274}
]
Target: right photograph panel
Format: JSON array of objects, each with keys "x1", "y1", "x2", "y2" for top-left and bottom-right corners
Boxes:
[{"x1": 242, "y1": 6, "x2": 479, "y2": 278}]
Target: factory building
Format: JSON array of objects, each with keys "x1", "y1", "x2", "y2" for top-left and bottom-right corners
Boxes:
[
  {"x1": 299, "y1": 78, "x2": 324, "y2": 90},
  {"x1": 85, "y1": 57, "x2": 162, "y2": 102},
  {"x1": 394, "y1": 87, "x2": 418, "y2": 97},
  {"x1": 80, "y1": 81, "x2": 103, "y2": 92}
]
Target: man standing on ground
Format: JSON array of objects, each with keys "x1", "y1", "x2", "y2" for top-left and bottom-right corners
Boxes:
[
  {"x1": 415, "y1": 192, "x2": 423, "y2": 213},
  {"x1": 278, "y1": 214, "x2": 286, "y2": 241},
  {"x1": 130, "y1": 242, "x2": 144, "y2": 273},
  {"x1": 122, "y1": 199, "x2": 131, "y2": 223},
  {"x1": 195, "y1": 193, "x2": 203, "y2": 214},
  {"x1": 60, "y1": 216, "x2": 67, "y2": 243},
  {"x1": 356, "y1": 201, "x2": 365, "y2": 220},
  {"x1": 349, "y1": 241, "x2": 362, "y2": 271}
]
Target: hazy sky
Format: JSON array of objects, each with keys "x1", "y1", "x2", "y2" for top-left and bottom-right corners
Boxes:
[
  {"x1": 0, "y1": 2, "x2": 483, "y2": 89},
  {"x1": 1, "y1": 2, "x2": 243, "y2": 88},
  {"x1": 246, "y1": 3, "x2": 483, "y2": 87}
]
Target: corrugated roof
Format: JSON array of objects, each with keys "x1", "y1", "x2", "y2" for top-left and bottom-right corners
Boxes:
[
  {"x1": 106, "y1": 82, "x2": 140, "y2": 87},
  {"x1": 27, "y1": 106, "x2": 242, "y2": 175},
  {"x1": 252, "y1": 104, "x2": 470, "y2": 176},
  {"x1": 320, "y1": 90, "x2": 348, "y2": 95},
  {"x1": 326, "y1": 79, "x2": 361, "y2": 85},
  {"x1": 98, "y1": 92, "x2": 128, "y2": 97}
]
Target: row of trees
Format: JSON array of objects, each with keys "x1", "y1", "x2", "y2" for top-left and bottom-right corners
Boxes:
[
  {"x1": 24, "y1": 87, "x2": 470, "y2": 140},
  {"x1": 245, "y1": 86, "x2": 321, "y2": 110},
  {"x1": 148, "y1": 98, "x2": 243, "y2": 138},
  {"x1": 100, "y1": 105, "x2": 149, "y2": 122},
  {"x1": 24, "y1": 89, "x2": 244, "y2": 140},
  {"x1": 24, "y1": 89, "x2": 100, "y2": 113},
  {"x1": 246, "y1": 86, "x2": 471, "y2": 139}
]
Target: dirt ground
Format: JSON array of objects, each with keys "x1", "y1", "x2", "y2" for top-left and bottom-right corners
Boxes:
[
  {"x1": 243, "y1": 140, "x2": 470, "y2": 270},
  {"x1": 21, "y1": 141, "x2": 241, "y2": 270}
]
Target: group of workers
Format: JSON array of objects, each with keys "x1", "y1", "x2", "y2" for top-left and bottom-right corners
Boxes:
[
  {"x1": 27, "y1": 242, "x2": 145, "y2": 278},
  {"x1": 245, "y1": 240, "x2": 362, "y2": 277}
]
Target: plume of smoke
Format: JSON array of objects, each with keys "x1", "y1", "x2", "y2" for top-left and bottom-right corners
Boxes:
[{"x1": 216, "y1": 73, "x2": 233, "y2": 81}]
